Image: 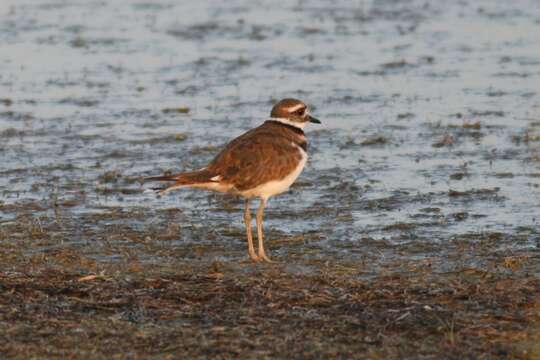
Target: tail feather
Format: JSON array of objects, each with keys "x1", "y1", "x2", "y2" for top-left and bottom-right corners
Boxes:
[{"x1": 144, "y1": 169, "x2": 217, "y2": 194}]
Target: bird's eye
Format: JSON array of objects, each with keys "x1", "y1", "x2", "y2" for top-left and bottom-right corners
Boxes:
[{"x1": 296, "y1": 109, "x2": 305, "y2": 116}]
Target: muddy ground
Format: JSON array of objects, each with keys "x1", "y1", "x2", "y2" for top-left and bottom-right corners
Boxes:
[{"x1": 1, "y1": 0, "x2": 539, "y2": 359}]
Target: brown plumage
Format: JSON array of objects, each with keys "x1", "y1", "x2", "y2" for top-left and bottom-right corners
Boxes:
[
  {"x1": 145, "y1": 98, "x2": 321, "y2": 262},
  {"x1": 208, "y1": 120, "x2": 306, "y2": 192}
]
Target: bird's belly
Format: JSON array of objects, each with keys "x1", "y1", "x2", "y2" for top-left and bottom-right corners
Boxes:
[{"x1": 240, "y1": 149, "x2": 307, "y2": 200}]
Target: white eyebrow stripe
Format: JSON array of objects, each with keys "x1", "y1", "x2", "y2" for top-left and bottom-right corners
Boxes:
[{"x1": 287, "y1": 103, "x2": 305, "y2": 112}]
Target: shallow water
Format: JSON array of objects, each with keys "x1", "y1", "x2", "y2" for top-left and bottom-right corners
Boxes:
[{"x1": 1, "y1": 0, "x2": 539, "y2": 266}]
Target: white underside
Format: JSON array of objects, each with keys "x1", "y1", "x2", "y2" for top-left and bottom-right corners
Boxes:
[{"x1": 239, "y1": 145, "x2": 307, "y2": 200}]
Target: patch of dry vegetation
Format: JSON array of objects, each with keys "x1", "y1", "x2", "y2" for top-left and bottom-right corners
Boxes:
[{"x1": 0, "y1": 245, "x2": 538, "y2": 359}]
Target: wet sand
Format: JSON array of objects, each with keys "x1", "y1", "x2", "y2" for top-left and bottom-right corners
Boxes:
[{"x1": 1, "y1": 0, "x2": 539, "y2": 358}]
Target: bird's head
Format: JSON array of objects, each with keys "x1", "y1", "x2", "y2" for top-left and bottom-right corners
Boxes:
[{"x1": 270, "y1": 98, "x2": 321, "y2": 129}]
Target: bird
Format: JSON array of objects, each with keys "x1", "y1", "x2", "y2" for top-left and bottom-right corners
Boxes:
[{"x1": 145, "y1": 98, "x2": 321, "y2": 262}]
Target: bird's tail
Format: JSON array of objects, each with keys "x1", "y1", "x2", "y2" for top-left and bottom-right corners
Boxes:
[{"x1": 144, "y1": 169, "x2": 217, "y2": 194}]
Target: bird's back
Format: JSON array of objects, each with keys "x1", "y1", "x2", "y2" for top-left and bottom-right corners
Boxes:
[{"x1": 207, "y1": 120, "x2": 308, "y2": 192}]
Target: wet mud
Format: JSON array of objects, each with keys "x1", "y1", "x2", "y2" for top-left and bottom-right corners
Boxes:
[{"x1": 1, "y1": 0, "x2": 539, "y2": 358}]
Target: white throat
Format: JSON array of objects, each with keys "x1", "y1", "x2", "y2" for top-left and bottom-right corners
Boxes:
[{"x1": 268, "y1": 117, "x2": 306, "y2": 129}]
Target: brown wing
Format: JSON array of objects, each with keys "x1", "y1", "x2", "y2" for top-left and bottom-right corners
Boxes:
[{"x1": 207, "y1": 129, "x2": 302, "y2": 191}]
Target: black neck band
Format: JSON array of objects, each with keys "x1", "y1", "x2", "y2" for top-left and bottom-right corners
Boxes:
[{"x1": 266, "y1": 120, "x2": 305, "y2": 136}]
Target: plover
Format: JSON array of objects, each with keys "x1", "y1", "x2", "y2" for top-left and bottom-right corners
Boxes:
[{"x1": 145, "y1": 98, "x2": 321, "y2": 262}]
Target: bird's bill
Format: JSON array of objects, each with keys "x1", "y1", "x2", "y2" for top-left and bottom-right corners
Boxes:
[{"x1": 308, "y1": 115, "x2": 321, "y2": 124}]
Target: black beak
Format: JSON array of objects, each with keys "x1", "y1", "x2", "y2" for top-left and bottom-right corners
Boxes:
[{"x1": 308, "y1": 115, "x2": 321, "y2": 124}]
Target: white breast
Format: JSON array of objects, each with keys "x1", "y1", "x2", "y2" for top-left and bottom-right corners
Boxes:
[{"x1": 240, "y1": 145, "x2": 307, "y2": 200}]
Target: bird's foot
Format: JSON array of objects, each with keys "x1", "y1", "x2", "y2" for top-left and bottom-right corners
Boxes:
[
  {"x1": 247, "y1": 254, "x2": 275, "y2": 263},
  {"x1": 257, "y1": 253, "x2": 274, "y2": 263},
  {"x1": 248, "y1": 252, "x2": 259, "y2": 262}
]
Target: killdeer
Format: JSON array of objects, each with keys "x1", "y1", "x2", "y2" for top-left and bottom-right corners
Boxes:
[{"x1": 145, "y1": 98, "x2": 321, "y2": 262}]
